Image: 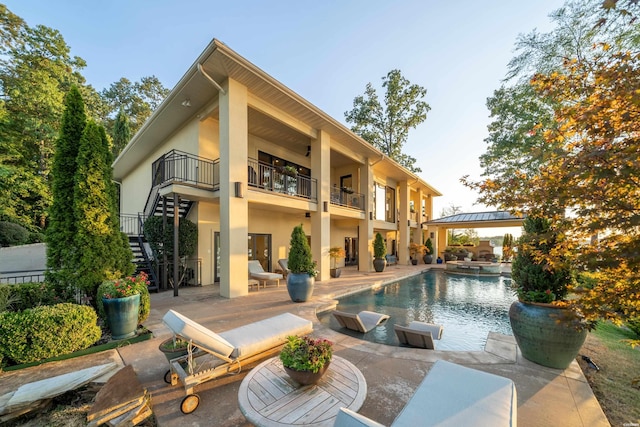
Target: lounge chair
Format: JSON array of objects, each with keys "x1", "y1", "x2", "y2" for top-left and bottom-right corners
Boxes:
[
  {"x1": 248, "y1": 260, "x2": 283, "y2": 287},
  {"x1": 161, "y1": 309, "x2": 312, "y2": 414},
  {"x1": 334, "y1": 360, "x2": 517, "y2": 426},
  {"x1": 277, "y1": 259, "x2": 290, "y2": 278},
  {"x1": 394, "y1": 321, "x2": 443, "y2": 350},
  {"x1": 332, "y1": 310, "x2": 390, "y2": 333}
]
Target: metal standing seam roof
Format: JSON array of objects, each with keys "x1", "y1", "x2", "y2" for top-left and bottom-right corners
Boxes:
[{"x1": 429, "y1": 211, "x2": 523, "y2": 224}]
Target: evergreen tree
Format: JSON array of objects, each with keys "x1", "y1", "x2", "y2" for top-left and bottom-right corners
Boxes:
[
  {"x1": 46, "y1": 85, "x2": 86, "y2": 286},
  {"x1": 73, "y1": 121, "x2": 133, "y2": 296},
  {"x1": 111, "y1": 108, "x2": 131, "y2": 158}
]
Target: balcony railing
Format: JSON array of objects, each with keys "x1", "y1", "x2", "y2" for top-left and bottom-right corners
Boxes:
[
  {"x1": 120, "y1": 213, "x2": 141, "y2": 236},
  {"x1": 152, "y1": 150, "x2": 219, "y2": 190},
  {"x1": 248, "y1": 158, "x2": 317, "y2": 202},
  {"x1": 330, "y1": 187, "x2": 365, "y2": 211}
]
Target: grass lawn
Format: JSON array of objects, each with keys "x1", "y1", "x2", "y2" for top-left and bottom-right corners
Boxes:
[{"x1": 578, "y1": 322, "x2": 640, "y2": 426}]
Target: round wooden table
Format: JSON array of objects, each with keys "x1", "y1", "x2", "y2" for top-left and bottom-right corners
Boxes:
[{"x1": 238, "y1": 356, "x2": 367, "y2": 427}]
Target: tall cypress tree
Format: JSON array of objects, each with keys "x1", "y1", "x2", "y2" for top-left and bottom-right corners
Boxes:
[
  {"x1": 73, "y1": 121, "x2": 133, "y2": 296},
  {"x1": 111, "y1": 108, "x2": 131, "y2": 158},
  {"x1": 46, "y1": 85, "x2": 86, "y2": 285}
]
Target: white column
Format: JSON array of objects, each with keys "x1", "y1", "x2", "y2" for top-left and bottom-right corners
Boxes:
[
  {"x1": 311, "y1": 130, "x2": 330, "y2": 281},
  {"x1": 398, "y1": 181, "x2": 410, "y2": 264},
  {"x1": 358, "y1": 160, "x2": 373, "y2": 272},
  {"x1": 219, "y1": 78, "x2": 249, "y2": 298}
]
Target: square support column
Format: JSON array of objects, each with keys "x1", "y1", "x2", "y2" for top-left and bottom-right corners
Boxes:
[
  {"x1": 398, "y1": 181, "x2": 410, "y2": 264},
  {"x1": 358, "y1": 159, "x2": 374, "y2": 272},
  {"x1": 219, "y1": 78, "x2": 249, "y2": 298},
  {"x1": 311, "y1": 130, "x2": 330, "y2": 281}
]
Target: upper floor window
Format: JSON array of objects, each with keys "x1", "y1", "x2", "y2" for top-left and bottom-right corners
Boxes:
[
  {"x1": 373, "y1": 183, "x2": 395, "y2": 222},
  {"x1": 258, "y1": 151, "x2": 310, "y2": 177}
]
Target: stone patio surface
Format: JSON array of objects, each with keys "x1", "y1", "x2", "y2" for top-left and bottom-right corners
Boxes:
[{"x1": 1, "y1": 263, "x2": 610, "y2": 426}]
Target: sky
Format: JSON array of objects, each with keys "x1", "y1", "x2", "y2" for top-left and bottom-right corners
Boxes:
[{"x1": 6, "y1": 0, "x2": 569, "y2": 237}]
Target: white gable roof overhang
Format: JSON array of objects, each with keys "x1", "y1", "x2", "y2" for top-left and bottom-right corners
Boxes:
[{"x1": 112, "y1": 39, "x2": 440, "y2": 197}]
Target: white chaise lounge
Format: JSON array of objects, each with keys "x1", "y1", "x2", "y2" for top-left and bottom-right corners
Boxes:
[
  {"x1": 332, "y1": 310, "x2": 390, "y2": 333},
  {"x1": 394, "y1": 321, "x2": 443, "y2": 350},
  {"x1": 162, "y1": 309, "x2": 312, "y2": 414},
  {"x1": 248, "y1": 260, "x2": 283, "y2": 288},
  {"x1": 334, "y1": 360, "x2": 517, "y2": 426}
]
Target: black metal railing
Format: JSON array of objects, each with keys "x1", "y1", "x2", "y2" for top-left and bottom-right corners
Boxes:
[
  {"x1": 0, "y1": 271, "x2": 45, "y2": 284},
  {"x1": 247, "y1": 158, "x2": 317, "y2": 202},
  {"x1": 120, "y1": 213, "x2": 141, "y2": 236},
  {"x1": 151, "y1": 150, "x2": 219, "y2": 190},
  {"x1": 329, "y1": 187, "x2": 365, "y2": 211}
]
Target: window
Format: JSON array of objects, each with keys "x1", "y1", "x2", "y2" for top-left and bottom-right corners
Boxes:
[{"x1": 373, "y1": 183, "x2": 395, "y2": 222}]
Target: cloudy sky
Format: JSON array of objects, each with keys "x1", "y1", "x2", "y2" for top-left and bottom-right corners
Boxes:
[{"x1": 7, "y1": 0, "x2": 569, "y2": 236}]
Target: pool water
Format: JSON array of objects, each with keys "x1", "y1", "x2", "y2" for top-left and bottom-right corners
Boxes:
[{"x1": 318, "y1": 271, "x2": 516, "y2": 351}]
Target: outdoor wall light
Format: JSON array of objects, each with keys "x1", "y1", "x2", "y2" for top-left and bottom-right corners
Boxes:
[
  {"x1": 234, "y1": 182, "x2": 244, "y2": 198},
  {"x1": 323, "y1": 201, "x2": 328, "y2": 212}
]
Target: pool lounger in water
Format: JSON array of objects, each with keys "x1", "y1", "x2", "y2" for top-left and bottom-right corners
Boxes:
[
  {"x1": 332, "y1": 310, "x2": 390, "y2": 333},
  {"x1": 394, "y1": 321, "x2": 443, "y2": 350}
]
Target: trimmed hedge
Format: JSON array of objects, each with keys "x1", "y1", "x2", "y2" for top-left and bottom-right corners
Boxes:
[
  {"x1": 0, "y1": 221, "x2": 30, "y2": 246},
  {"x1": 0, "y1": 282, "x2": 60, "y2": 312},
  {"x1": 0, "y1": 303, "x2": 101, "y2": 365}
]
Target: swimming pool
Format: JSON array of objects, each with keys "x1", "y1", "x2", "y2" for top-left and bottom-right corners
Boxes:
[{"x1": 318, "y1": 270, "x2": 516, "y2": 351}]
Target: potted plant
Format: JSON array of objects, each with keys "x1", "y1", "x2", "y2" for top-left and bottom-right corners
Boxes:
[
  {"x1": 98, "y1": 272, "x2": 149, "y2": 340},
  {"x1": 328, "y1": 246, "x2": 346, "y2": 278},
  {"x1": 423, "y1": 238, "x2": 434, "y2": 264},
  {"x1": 508, "y1": 216, "x2": 587, "y2": 369},
  {"x1": 281, "y1": 165, "x2": 298, "y2": 177},
  {"x1": 373, "y1": 232, "x2": 387, "y2": 272},
  {"x1": 286, "y1": 224, "x2": 317, "y2": 302},
  {"x1": 280, "y1": 335, "x2": 333, "y2": 385},
  {"x1": 408, "y1": 242, "x2": 423, "y2": 265},
  {"x1": 158, "y1": 336, "x2": 190, "y2": 362}
]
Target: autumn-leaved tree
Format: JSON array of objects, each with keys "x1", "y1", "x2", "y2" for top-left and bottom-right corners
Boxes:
[{"x1": 345, "y1": 69, "x2": 429, "y2": 173}]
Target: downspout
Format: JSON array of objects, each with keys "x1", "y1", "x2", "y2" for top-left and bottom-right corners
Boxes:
[{"x1": 197, "y1": 63, "x2": 226, "y2": 94}]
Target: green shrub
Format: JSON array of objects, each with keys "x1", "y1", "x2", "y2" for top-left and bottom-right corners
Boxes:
[
  {"x1": 0, "y1": 303, "x2": 101, "y2": 365},
  {"x1": 287, "y1": 224, "x2": 316, "y2": 276},
  {"x1": 3, "y1": 282, "x2": 60, "y2": 312},
  {"x1": 0, "y1": 221, "x2": 30, "y2": 246},
  {"x1": 627, "y1": 318, "x2": 640, "y2": 337},
  {"x1": 143, "y1": 215, "x2": 198, "y2": 259},
  {"x1": 373, "y1": 232, "x2": 386, "y2": 259},
  {"x1": 96, "y1": 273, "x2": 150, "y2": 324}
]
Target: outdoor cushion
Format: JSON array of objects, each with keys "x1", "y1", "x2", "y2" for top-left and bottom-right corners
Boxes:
[
  {"x1": 220, "y1": 312, "x2": 312, "y2": 358},
  {"x1": 162, "y1": 309, "x2": 235, "y2": 358}
]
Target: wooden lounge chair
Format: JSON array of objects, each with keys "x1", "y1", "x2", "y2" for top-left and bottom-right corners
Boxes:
[
  {"x1": 248, "y1": 260, "x2": 283, "y2": 287},
  {"x1": 394, "y1": 321, "x2": 443, "y2": 350},
  {"x1": 277, "y1": 259, "x2": 290, "y2": 278},
  {"x1": 332, "y1": 310, "x2": 390, "y2": 333},
  {"x1": 161, "y1": 309, "x2": 312, "y2": 414},
  {"x1": 334, "y1": 360, "x2": 517, "y2": 426}
]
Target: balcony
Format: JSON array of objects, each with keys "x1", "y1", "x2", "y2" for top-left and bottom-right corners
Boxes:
[
  {"x1": 330, "y1": 187, "x2": 365, "y2": 211},
  {"x1": 152, "y1": 150, "x2": 220, "y2": 191},
  {"x1": 248, "y1": 158, "x2": 317, "y2": 202}
]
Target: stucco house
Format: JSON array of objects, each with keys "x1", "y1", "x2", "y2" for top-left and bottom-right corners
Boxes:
[{"x1": 113, "y1": 39, "x2": 441, "y2": 298}]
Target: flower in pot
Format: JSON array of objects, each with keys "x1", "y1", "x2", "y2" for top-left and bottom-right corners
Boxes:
[
  {"x1": 373, "y1": 232, "x2": 386, "y2": 272},
  {"x1": 509, "y1": 216, "x2": 587, "y2": 369},
  {"x1": 408, "y1": 242, "x2": 424, "y2": 265},
  {"x1": 280, "y1": 335, "x2": 333, "y2": 385},
  {"x1": 328, "y1": 246, "x2": 346, "y2": 278},
  {"x1": 98, "y1": 272, "x2": 149, "y2": 340},
  {"x1": 286, "y1": 224, "x2": 317, "y2": 302},
  {"x1": 423, "y1": 238, "x2": 434, "y2": 264},
  {"x1": 281, "y1": 165, "x2": 298, "y2": 177}
]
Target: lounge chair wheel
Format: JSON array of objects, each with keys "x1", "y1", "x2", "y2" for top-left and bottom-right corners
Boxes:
[
  {"x1": 180, "y1": 394, "x2": 200, "y2": 414},
  {"x1": 164, "y1": 369, "x2": 172, "y2": 384}
]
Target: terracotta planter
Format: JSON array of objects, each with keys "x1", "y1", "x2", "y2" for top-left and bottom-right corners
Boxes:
[
  {"x1": 509, "y1": 301, "x2": 587, "y2": 369},
  {"x1": 284, "y1": 362, "x2": 330, "y2": 385},
  {"x1": 102, "y1": 294, "x2": 140, "y2": 340}
]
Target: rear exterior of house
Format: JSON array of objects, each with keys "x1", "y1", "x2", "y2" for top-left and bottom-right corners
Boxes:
[{"x1": 113, "y1": 39, "x2": 441, "y2": 298}]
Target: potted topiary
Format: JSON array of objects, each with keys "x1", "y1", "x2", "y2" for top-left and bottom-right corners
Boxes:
[
  {"x1": 423, "y1": 238, "x2": 434, "y2": 264},
  {"x1": 328, "y1": 246, "x2": 346, "y2": 278},
  {"x1": 286, "y1": 224, "x2": 317, "y2": 302},
  {"x1": 373, "y1": 232, "x2": 387, "y2": 272},
  {"x1": 509, "y1": 216, "x2": 587, "y2": 369},
  {"x1": 280, "y1": 335, "x2": 333, "y2": 385},
  {"x1": 408, "y1": 242, "x2": 423, "y2": 265}
]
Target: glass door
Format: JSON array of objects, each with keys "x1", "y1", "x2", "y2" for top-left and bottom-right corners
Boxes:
[
  {"x1": 344, "y1": 237, "x2": 358, "y2": 266},
  {"x1": 248, "y1": 234, "x2": 273, "y2": 271}
]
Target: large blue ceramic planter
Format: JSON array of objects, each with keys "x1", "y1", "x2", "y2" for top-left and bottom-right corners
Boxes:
[
  {"x1": 102, "y1": 294, "x2": 140, "y2": 340},
  {"x1": 509, "y1": 301, "x2": 587, "y2": 369},
  {"x1": 286, "y1": 273, "x2": 314, "y2": 303}
]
